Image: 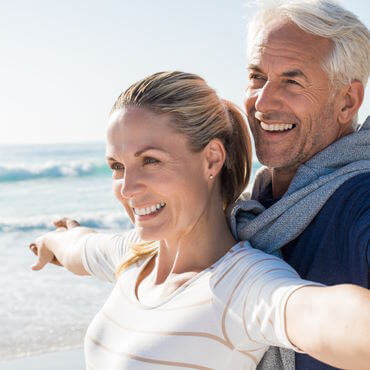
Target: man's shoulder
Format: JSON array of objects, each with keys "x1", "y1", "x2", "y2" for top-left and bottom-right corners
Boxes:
[
  {"x1": 325, "y1": 172, "x2": 370, "y2": 208},
  {"x1": 304, "y1": 172, "x2": 370, "y2": 232},
  {"x1": 284, "y1": 172, "x2": 370, "y2": 286}
]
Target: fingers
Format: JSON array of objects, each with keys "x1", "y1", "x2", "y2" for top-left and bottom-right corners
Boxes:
[
  {"x1": 66, "y1": 219, "x2": 80, "y2": 228},
  {"x1": 31, "y1": 257, "x2": 47, "y2": 271},
  {"x1": 31, "y1": 248, "x2": 48, "y2": 271},
  {"x1": 55, "y1": 226, "x2": 67, "y2": 232},
  {"x1": 53, "y1": 219, "x2": 64, "y2": 228},
  {"x1": 29, "y1": 243, "x2": 38, "y2": 256},
  {"x1": 29, "y1": 218, "x2": 78, "y2": 271},
  {"x1": 53, "y1": 217, "x2": 80, "y2": 229},
  {"x1": 29, "y1": 242, "x2": 55, "y2": 270}
]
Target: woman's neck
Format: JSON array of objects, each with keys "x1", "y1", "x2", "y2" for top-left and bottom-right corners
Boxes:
[
  {"x1": 155, "y1": 215, "x2": 236, "y2": 284},
  {"x1": 135, "y1": 196, "x2": 237, "y2": 306},
  {"x1": 153, "y1": 206, "x2": 236, "y2": 285}
]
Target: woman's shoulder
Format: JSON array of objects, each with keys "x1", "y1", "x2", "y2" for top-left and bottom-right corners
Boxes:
[
  {"x1": 210, "y1": 241, "x2": 298, "y2": 294},
  {"x1": 81, "y1": 228, "x2": 141, "y2": 282},
  {"x1": 213, "y1": 241, "x2": 278, "y2": 270}
]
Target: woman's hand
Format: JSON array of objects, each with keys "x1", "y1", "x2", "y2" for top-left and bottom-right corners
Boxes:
[
  {"x1": 29, "y1": 218, "x2": 92, "y2": 275},
  {"x1": 53, "y1": 217, "x2": 81, "y2": 229},
  {"x1": 29, "y1": 230, "x2": 63, "y2": 270}
]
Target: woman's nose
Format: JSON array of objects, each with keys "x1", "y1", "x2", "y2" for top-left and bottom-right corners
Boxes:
[{"x1": 120, "y1": 171, "x2": 145, "y2": 199}]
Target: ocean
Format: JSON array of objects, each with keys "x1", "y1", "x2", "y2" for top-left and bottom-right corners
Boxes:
[{"x1": 0, "y1": 142, "x2": 261, "y2": 360}]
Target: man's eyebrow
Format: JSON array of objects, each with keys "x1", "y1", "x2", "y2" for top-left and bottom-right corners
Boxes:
[
  {"x1": 282, "y1": 69, "x2": 308, "y2": 81},
  {"x1": 247, "y1": 64, "x2": 263, "y2": 72},
  {"x1": 247, "y1": 65, "x2": 308, "y2": 81}
]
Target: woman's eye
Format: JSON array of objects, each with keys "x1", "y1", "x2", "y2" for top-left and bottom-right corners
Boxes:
[{"x1": 111, "y1": 162, "x2": 124, "y2": 171}]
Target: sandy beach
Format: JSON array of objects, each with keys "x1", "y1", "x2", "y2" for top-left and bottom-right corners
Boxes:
[{"x1": 0, "y1": 349, "x2": 85, "y2": 370}]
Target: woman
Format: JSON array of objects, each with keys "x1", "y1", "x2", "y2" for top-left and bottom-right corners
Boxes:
[{"x1": 30, "y1": 71, "x2": 370, "y2": 370}]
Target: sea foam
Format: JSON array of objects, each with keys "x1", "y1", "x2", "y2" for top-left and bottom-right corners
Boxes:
[
  {"x1": 0, "y1": 160, "x2": 110, "y2": 182},
  {"x1": 0, "y1": 211, "x2": 131, "y2": 233}
]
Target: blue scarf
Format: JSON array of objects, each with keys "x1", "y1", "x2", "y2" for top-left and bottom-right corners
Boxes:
[{"x1": 229, "y1": 116, "x2": 370, "y2": 254}]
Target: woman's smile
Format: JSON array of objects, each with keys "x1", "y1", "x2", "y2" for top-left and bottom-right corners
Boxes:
[{"x1": 133, "y1": 202, "x2": 166, "y2": 219}]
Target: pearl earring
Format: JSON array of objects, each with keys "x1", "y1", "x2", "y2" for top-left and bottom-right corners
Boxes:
[{"x1": 209, "y1": 174, "x2": 214, "y2": 180}]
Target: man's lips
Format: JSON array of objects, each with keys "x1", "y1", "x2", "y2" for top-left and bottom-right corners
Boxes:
[
  {"x1": 254, "y1": 112, "x2": 298, "y2": 132},
  {"x1": 259, "y1": 121, "x2": 297, "y2": 132}
]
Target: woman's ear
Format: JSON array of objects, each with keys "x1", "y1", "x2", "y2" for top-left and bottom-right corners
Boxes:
[
  {"x1": 203, "y1": 138, "x2": 226, "y2": 178},
  {"x1": 336, "y1": 80, "x2": 364, "y2": 125}
]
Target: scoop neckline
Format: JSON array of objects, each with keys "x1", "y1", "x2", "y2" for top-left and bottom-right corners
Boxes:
[{"x1": 131, "y1": 241, "x2": 244, "y2": 309}]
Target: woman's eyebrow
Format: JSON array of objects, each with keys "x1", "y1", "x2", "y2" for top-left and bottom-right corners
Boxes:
[
  {"x1": 134, "y1": 146, "x2": 169, "y2": 157},
  {"x1": 105, "y1": 156, "x2": 117, "y2": 161},
  {"x1": 105, "y1": 147, "x2": 169, "y2": 161}
]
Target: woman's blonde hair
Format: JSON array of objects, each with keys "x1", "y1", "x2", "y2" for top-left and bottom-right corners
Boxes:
[{"x1": 113, "y1": 71, "x2": 252, "y2": 276}]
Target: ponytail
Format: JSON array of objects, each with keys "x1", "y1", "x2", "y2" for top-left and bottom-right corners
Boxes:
[{"x1": 220, "y1": 100, "x2": 252, "y2": 209}]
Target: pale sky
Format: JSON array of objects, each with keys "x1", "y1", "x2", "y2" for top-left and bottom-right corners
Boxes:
[{"x1": 1, "y1": 0, "x2": 369, "y2": 144}]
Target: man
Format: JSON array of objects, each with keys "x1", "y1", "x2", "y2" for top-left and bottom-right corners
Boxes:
[{"x1": 230, "y1": 0, "x2": 370, "y2": 369}]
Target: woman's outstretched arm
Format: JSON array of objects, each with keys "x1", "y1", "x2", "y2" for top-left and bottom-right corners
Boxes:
[
  {"x1": 286, "y1": 284, "x2": 370, "y2": 369},
  {"x1": 29, "y1": 218, "x2": 96, "y2": 275}
]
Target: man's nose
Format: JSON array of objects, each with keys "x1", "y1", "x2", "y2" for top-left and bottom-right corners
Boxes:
[{"x1": 254, "y1": 81, "x2": 282, "y2": 113}]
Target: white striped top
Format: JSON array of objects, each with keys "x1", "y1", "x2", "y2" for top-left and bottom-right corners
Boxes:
[{"x1": 81, "y1": 230, "x2": 315, "y2": 370}]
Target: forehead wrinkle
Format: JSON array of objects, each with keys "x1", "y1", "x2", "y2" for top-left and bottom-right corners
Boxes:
[
  {"x1": 253, "y1": 22, "x2": 332, "y2": 65},
  {"x1": 251, "y1": 41, "x2": 317, "y2": 64},
  {"x1": 249, "y1": 43, "x2": 326, "y2": 82}
]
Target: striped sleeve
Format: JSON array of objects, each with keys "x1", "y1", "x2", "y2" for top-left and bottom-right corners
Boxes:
[
  {"x1": 81, "y1": 229, "x2": 140, "y2": 282},
  {"x1": 210, "y1": 242, "x2": 322, "y2": 352}
]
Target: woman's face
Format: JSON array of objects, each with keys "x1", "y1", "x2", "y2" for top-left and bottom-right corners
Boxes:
[{"x1": 106, "y1": 107, "x2": 211, "y2": 242}]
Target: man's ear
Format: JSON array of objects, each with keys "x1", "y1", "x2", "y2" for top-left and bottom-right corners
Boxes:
[
  {"x1": 337, "y1": 80, "x2": 364, "y2": 125},
  {"x1": 203, "y1": 138, "x2": 226, "y2": 178}
]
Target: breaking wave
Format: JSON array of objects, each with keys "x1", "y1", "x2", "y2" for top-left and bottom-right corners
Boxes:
[
  {"x1": 0, "y1": 211, "x2": 132, "y2": 233},
  {"x1": 0, "y1": 160, "x2": 110, "y2": 182}
]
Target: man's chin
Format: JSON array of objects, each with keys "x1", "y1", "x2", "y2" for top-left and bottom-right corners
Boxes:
[{"x1": 257, "y1": 153, "x2": 299, "y2": 171}]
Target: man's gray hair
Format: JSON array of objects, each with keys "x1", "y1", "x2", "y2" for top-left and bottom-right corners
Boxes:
[{"x1": 247, "y1": 0, "x2": 370, "y2": 88}]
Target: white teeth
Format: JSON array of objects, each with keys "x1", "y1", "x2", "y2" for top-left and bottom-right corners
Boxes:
[
  {"x1": 261, "y1": 122, "x2": 294, "y2": 132},
  {"x1": 133, "y1": 202, "x2": 166, "y2": 216}
]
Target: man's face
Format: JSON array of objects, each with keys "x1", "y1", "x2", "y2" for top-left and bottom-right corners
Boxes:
[{"x1": 245, "y1": 22, "x2": 348, "y2": 172}]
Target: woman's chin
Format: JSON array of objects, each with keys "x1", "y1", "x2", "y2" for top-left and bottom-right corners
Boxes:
[{"x1": 135, "y1": 226, "x2": 163, "y2": 242}]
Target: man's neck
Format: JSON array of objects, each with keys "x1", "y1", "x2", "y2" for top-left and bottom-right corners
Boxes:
[{"x1": 271, "y1": 166, "x2": 299, "y2": 198}]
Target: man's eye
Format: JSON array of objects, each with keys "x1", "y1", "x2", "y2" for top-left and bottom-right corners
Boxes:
[
  {"x1": 248, "y1": 74, "x2": 266, "y2": 87},
  {"x1": 286, "y1": 79, "x2": 300, "y2": 86},
  {"x1": 143, "y1": 157, "x2": 159, "y2": 165},
  {"x1": 250, "y1": 74, "x2": 264, "y2": 80}
]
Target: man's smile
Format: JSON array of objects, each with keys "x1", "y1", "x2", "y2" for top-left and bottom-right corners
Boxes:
[{"x1": 260, "y1": 121, "x2": 296, "y2": 132}]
